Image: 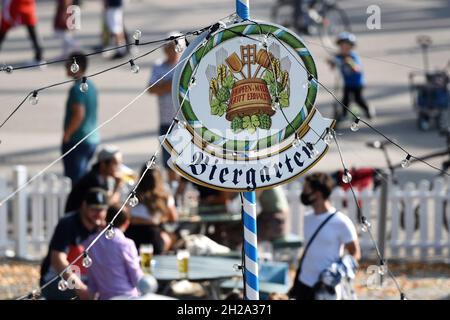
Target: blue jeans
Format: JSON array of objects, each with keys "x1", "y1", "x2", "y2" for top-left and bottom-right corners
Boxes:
[{"x1": 62, "y1": 140, "x2": 97, "y2": 185}]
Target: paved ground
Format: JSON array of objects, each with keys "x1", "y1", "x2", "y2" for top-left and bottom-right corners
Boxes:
[
  {"x1": 1, "y1": 259, "x2": 449, "y2": 300},
  {"x1": 0, "y1": 0, "x2": 450, "y2": 187}
]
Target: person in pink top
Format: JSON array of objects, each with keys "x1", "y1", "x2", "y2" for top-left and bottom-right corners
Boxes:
[{"x1": 84, "y1": 204, "x2": 143, "y2": 300}]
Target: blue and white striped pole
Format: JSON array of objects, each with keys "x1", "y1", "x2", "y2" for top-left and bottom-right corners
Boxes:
[{"x1": 236, "y1": 0, "x2": 259, "y2": 301}]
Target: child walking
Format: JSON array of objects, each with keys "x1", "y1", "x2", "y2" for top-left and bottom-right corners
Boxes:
[{"x1": 328, "y1": 32, "x2": 374, "y2": 122}]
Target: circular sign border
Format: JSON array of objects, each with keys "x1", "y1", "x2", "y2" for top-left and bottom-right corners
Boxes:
[{"x1": 176, "y1": 21, "x2": 318, "y2": 152}]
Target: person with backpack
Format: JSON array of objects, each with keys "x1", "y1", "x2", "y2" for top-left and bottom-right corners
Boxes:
[{"x1": 289, "y1": 172, "x2": 360, "y2": 300}]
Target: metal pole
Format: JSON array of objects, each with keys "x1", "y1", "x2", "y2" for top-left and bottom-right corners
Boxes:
[{"x1": 236, "y1": 0, "x2": 259, "y2": 301}]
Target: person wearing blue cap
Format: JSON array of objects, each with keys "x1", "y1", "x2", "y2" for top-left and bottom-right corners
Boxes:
[{"x1": 328, "y1": 32, "x2": 374, "y2": 122}]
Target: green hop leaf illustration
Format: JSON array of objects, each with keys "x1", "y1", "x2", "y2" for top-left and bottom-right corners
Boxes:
[
  {"x1": 259, "y1": 114, "x2": 272, "y2": 130},
  {"x1": 217, "y1": 87, "x2": 231, "y2": 102},
  {"x1": 217, "y1": 102, "x2": 227, "y2": 117},
  {"x1": 263, "y1": 70, "x2": 275, "y2": 84},
  {"x1": 231, "y1": 116, "x2": 243, "y2": 133},
  {"x1": 210, "y1": 98, "x2": 220, "y2": 115},
  {"x1": 279, "y1": 90, "x2": 290, "y2": 108},
  {"x1": 242, "y1": 115, "x2": 260, "y2": 134},
  {"x1": 223, "y1": 75, "x2": 235, "y2": 90},
  {"x1": 269, "y1": 82, "x2": 284, "y2": 97}
]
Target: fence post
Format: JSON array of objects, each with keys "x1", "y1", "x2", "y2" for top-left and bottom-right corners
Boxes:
[
  {"x1": 418, "y1": 180, "x2": 430, "y2": 259},
  {"x1": 45, "y1": 174, "x2": 59, "y2": 241},
  {"x1": 0, "y1": 178, "x2": 8, "y2": 256},
  {"x1": 433, "y1": 178, "x2": 445, "y2": 257},
  {"x1": 31, "y1": 176, "x2": 45, "y2": 254},
  {"x1": 59, "y1": 177, "x2": 72, "y2": 219},
  {"x1": 390, "y1": 185, "x2": 401, "y2": 257},
  {"x1": 404, "y1": 182, "x2": 416, "y2": 257},
  {"x1": 12, "y1": 166, "x2": 28, "y2": 259},
  {"x1": 377, "y1": 173, "x2": 389, "y2": 262}
]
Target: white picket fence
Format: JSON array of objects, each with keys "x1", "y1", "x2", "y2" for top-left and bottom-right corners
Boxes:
[{"x1": 0, "y1": 166, "x2": 450, "y2": 261}]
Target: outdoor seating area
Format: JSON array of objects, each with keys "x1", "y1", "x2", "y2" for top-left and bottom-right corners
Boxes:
[{"x1": 1, "y1": 0, "x2": 450, "y2": 307}]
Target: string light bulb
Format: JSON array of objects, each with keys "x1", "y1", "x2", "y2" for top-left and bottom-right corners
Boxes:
[
  {"x1": 324, "y1": 128, "x2": 334, "y2": 145},
  {"x1": 105, "y1": 224, "x2": 115, "y2": 240},
  {"x1": 190, "y1": 77, "x2": 197, "y2": 87},
  {"x1": 342, "y1": 169, "x2": 352, "y2": 184},
  {"x1": 129, "y1": 193, "x2": 139, "y2": 207},
  {"x1": 5, "y1": 65, "x2": 13, "y2": 73},
  {"x1": 271, "y1": 97, "x2": 280, "y2": 111},
  {"x1": 176, "y1": 118, "x2": 187, "y2": 129},
  {"x1": 292, "y1": 134, "x2": 302, "y2": 148},
  {"x1": 306, "y1": 142, "x2": 319, "y2": 158},
  {"x1": 133, "y1": 30, "x2": 142, "y2": 41},
  {"x1": 29, "y1": 290, "x2": 39, "y2": 300},
  {"x1": 29, "y1": 91, "x2": 39, "y2": 105},
  {"x1": 146, "y1": 155, "x2": 156, "y2": 169},
  {"x1": 233, "y1": 264, "x2": 243, "y2": 272},
  {"x1": 259, "y1": 34, "x2": 269, "y2": 48},
  {"x1": 174, "y1": 40, "x2": 183, "y2": 53},
  {"x1": 401, "y1": 154, "x2": 411, "y2": 168},
  {"x1": 70, "y1": 58, "x2": 80, "y2": 74},
  {"x1": 350, "y1": 117, "x2": 360, "y2": 132},
  {"x1": 129, "y1": 59, "x2": 140, "y2": 74},
  {"x1": 80, "y1": 77, "x2": 88, "y2": 93},
  {"x1": 82, "y1": 252, "x2": 93, "y2": 268},
  {"x1": 361, "y1": 216, "x2": 371, "y2": 232},
  {"x1": 378, "y1": 262, "x2": 387, "y2": 276},
  {"x1": 57, "y1": 278, "x2": 68, "y2": 291}
]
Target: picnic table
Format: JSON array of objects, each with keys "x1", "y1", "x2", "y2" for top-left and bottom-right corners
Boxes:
[{"x1": 151, "y1": 255, "x2": 241, "y2": 299}]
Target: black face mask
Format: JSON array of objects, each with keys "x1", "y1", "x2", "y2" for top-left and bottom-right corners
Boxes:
[{"x1": 300, "y1": 192, "x2": 316, "y2": 206}]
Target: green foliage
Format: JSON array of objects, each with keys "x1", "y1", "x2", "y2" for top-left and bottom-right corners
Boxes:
[
  {"x1": 223, "y1": 75, "x2": 235, "y2": 90},
  {"x1": 216, "y1": 87, "x2": 231, "y2": 102},
  {"x1": 259, "y1": 114, "x2": 272, "y2": 130},
  {"x1": 231, "y1": 116, "x2": 243, "y2": 133},
  {"x1": 211, "y1": 98, "x2": 227, "y2": 116},
  {"x1": 242, "y1": 115, "x2": 261, "y2": 134},
  {"x1": 279, "y1": 90, "x2": 289, "y2": 108}
]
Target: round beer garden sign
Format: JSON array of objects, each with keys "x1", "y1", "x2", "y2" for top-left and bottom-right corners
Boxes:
[{"x1": 161, "y1": 21, "x2": 334, "y2": 191}]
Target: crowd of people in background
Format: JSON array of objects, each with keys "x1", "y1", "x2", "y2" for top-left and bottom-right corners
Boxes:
[{"x1": 0, "y1": 0, "x2": 363, "y2": 301}]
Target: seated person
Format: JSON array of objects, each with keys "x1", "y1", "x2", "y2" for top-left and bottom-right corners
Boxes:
[
  {"x1": 40, "y1": 188, "x2": 109, "y2": 300},
  {"x1": 195, "y1": 185, "x2": 241, "y2": 248},
  {"x1": 256, "y1": 186, "x2": 289, "y2": 241},
  {"x1": 65, "y1": 145, "x2": 125, "y2": 213},
  {"x1": 84, "y1": 204, "x2": 143, "y2": 300},
  {"x1": 125, "y1": 166, "x2": 178, "y2": 254}
]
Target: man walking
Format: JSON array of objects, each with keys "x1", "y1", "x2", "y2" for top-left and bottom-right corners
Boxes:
[{"x1": 290, "y1": 172, "x2": 360, "y2": 300}]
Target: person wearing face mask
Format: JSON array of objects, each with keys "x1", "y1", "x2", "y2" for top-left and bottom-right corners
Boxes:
[
  {"x1": 290, "y1": 172, "x2": 360, "y2": 300},
  {"x1": 40, "y1": 188, "x2": 109, "y2": 300}
]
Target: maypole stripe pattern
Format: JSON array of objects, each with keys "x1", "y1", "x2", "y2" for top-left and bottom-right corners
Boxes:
[
  {"x1": 242, "y1": 191, "x2": 259, "y2": 300},
  {"x1": 237, "y1": 0, "x2": 259, "y2": 301}
]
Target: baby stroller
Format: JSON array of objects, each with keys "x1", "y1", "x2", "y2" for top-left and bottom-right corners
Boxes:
[{"x1": 409, "y1": 35, "x2": 450, "y2": 131}]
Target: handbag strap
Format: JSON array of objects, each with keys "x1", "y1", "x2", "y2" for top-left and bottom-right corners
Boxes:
[{"x1": 293, "y1": 210, "x2": 337, "y2": 284}]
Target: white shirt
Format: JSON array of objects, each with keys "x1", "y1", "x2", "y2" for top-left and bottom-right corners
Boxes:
[{"x1": 299, "y1": 208, "x2": 357, "y2": 287}]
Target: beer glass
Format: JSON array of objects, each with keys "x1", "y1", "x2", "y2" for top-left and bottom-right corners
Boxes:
[
  {"x1": 177, "y1": 249, "x2": 190, "y2": 278},
  {"x1": 140, "y1": 244, "x2": 154, "y2": 274}
]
